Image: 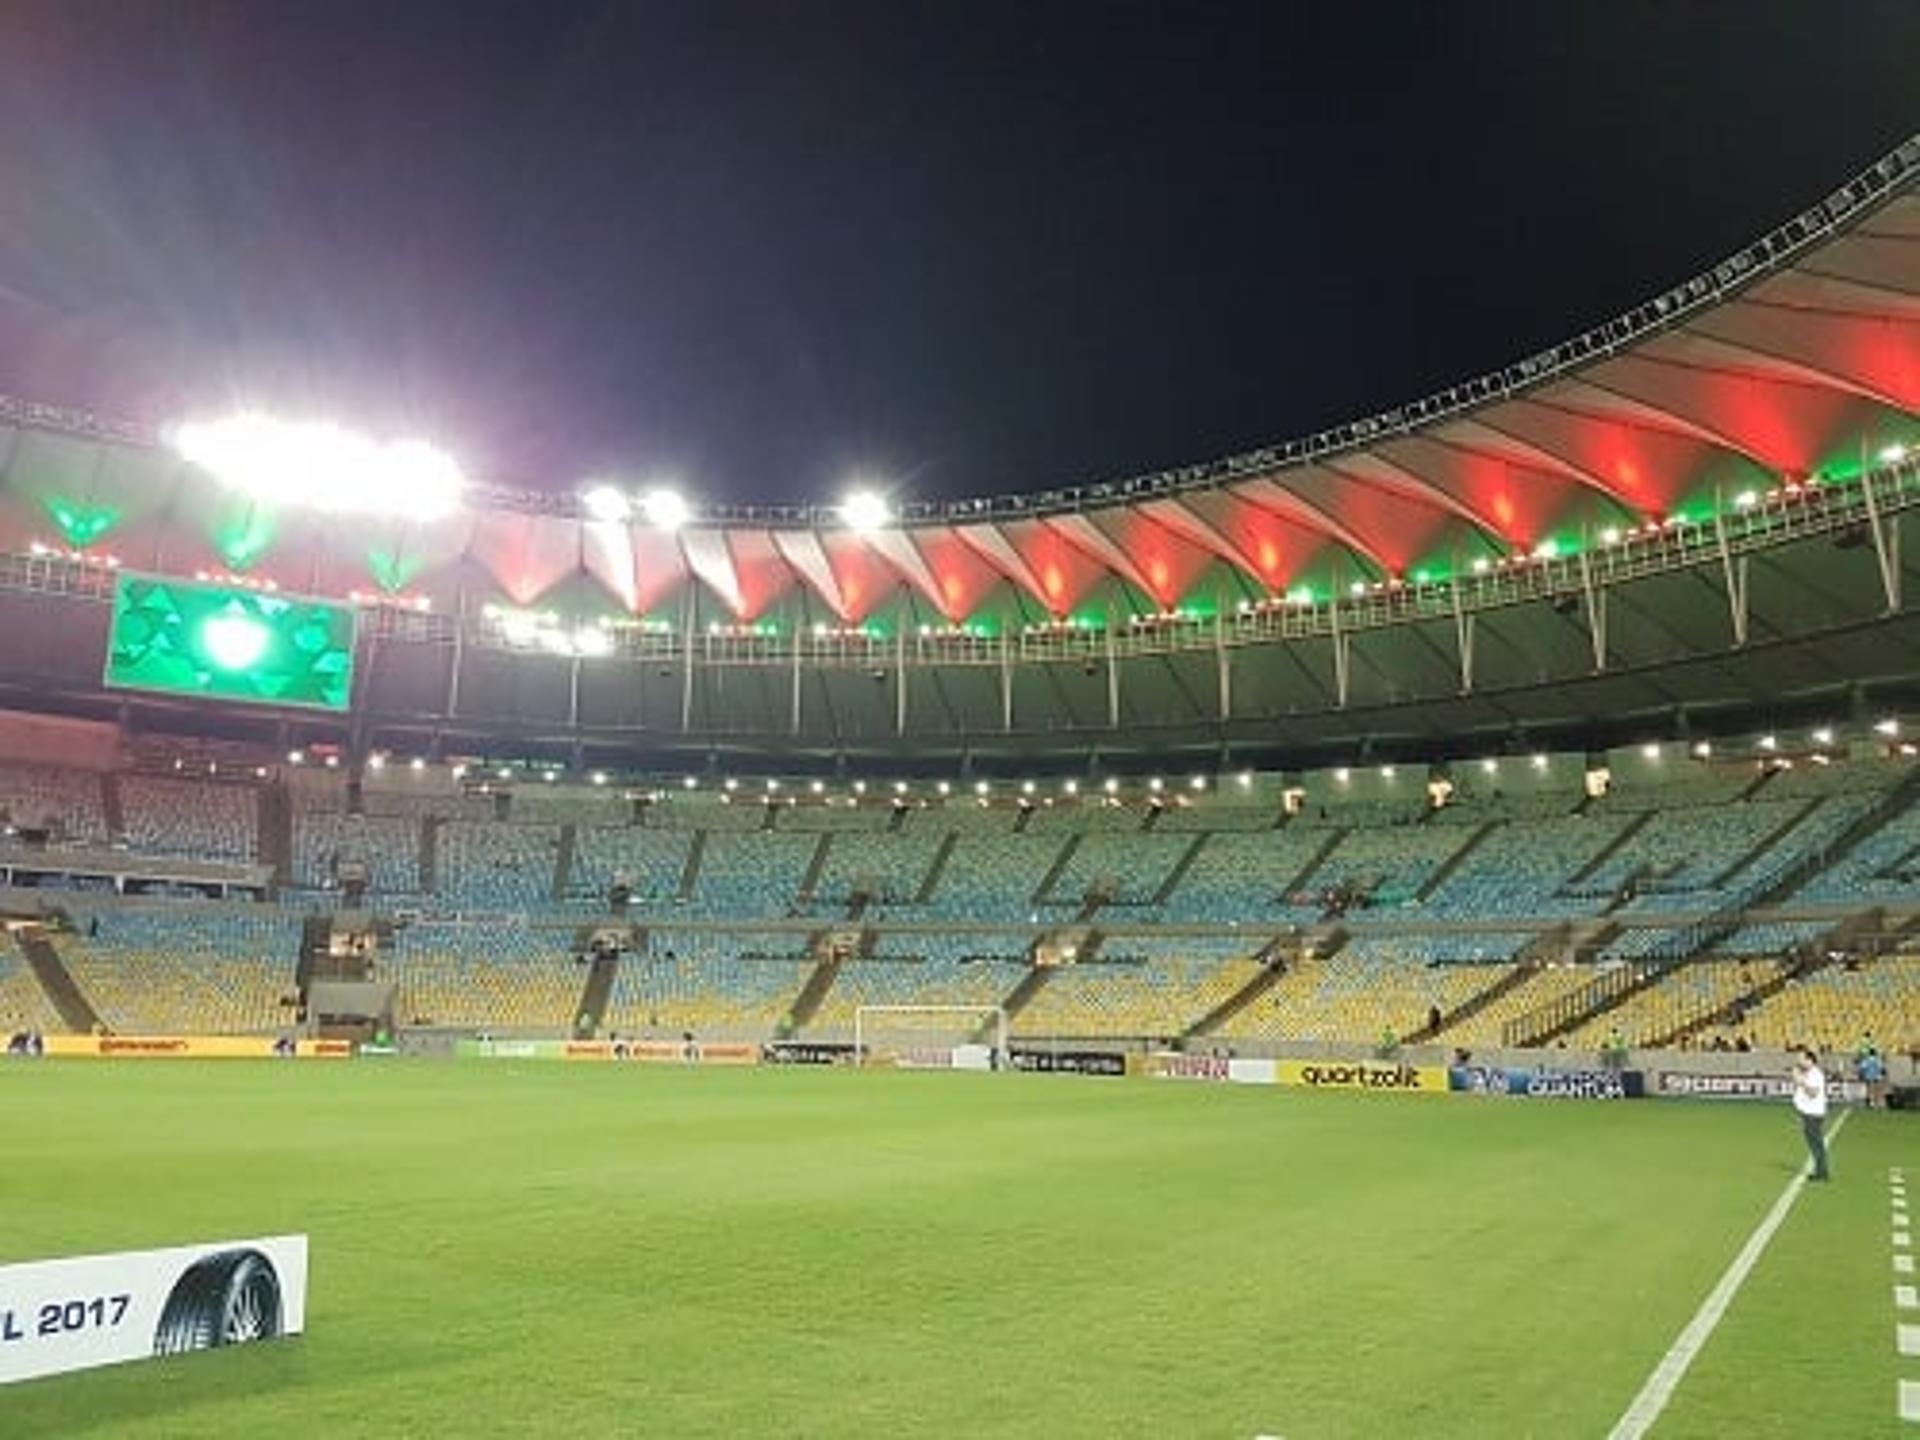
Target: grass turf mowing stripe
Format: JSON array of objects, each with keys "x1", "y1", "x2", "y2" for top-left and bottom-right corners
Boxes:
[
  {"x1": 1604, "y1": 1110, "x2": 1848, "y2": 1440},
  {"x1": 1901, "y1": 1379, "x2": 1920, "y2": 1422},
  {"x1": 1900, "y1": 1324, "x2": 1920, "y2": 1357}
]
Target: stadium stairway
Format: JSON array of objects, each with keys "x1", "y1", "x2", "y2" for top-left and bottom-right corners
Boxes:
[
  {"x1": 677, "y1": 831, "x2": 708, "y2": 902},
  {"x1": 1710, "y1": 798, "x2": 1821, "y2": 890},
  {"x1": 99, "y1": 771, "x2": 125, "y2": 839},
  {"x1": 1408, "y1": 952, "x2": 1549, "y2": 1044},
  {"x1": 1648, "y1": 910, "x2": 1884, "y2": 1048},
  {"x1": 258, "y1": 781, "x2": 293, "y2": 889},
  {"x1": 420, "y1": 816, "x2": 441, "y2": 892},
  {"x1": 797, "y1": 833, "x2": 833, "y2": 907},
  {"x1": 1564, "y1": 810, "x2": 1653, "y2": 889},
  {"x1": 1183, "y1": 934, "x2": 1293, "y2": 1038},
  {"x1": 1150, "y1": 834, "x2": 1211, "y2": 908},
  {"x1": 575, "y1": 945, "x2": 620, "y2": 1037},
  {"x1": 914, "y1": 832, "x2": 958, "y2": 904},
  {"x1": 1776, "y1": 764, "x2": 1920, "y2": 903},
  {"x1": 789, "y1": 932, "x2": 852, "y2": 1028},
  {"x1": 997, "y1": 961, "x2": 1053, "y2": 1024},
  {"x1": 1283, "y1": 827, "x2": 1348, "y2": 900},
  {"x1": 1412, "y1": 822, "x2": 1499, "y2": 903},
  {"x1": 552, "y1": 824, "x2": 577, "y2": 903},
  {"x1": 1032, "y1": 834, "x2": 1081, "y2": 903},
  {"x1": 15, "y1": 926, "x2": 100, "y2": 1033}
]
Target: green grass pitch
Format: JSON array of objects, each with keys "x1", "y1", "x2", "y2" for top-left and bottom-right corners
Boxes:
[{"x1": 1, "y1": 1062, "x2": 1912, "y2": 1438}]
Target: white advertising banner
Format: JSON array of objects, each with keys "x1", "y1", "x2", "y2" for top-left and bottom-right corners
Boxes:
[{"x1": 0, "y1": 1235, "x2": 307, "y2": 1385}]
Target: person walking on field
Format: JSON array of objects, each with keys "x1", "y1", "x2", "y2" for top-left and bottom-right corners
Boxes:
[{"x1": 1791, "y1": 1047, "x2": 1830, "y2": 1181}]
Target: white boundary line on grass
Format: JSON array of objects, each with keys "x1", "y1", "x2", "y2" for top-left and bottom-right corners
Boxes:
[{"x1": 1605, "y1": 1110, "x2": 1849, "y2": 1440}]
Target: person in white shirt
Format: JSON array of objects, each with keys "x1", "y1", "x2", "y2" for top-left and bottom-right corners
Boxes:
[{"x1": 1791, "y1": 1047, "x2": 1830, "y2": 1182}]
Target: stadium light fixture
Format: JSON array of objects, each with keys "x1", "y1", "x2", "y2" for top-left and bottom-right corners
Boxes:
[
  {"x1": 1148, "y1": 777, "x2": 1164, "y2": 792},
  {"x1": 368, "y1": 753, "x2": 386, "y2": 771},
  {"x1": 683, "y1": 776, "x2": 698, "y2": 789},
  {"x1": 1733, "y1": 489, "x2": 1759, "y2": 510},
  {"x1": 497, "y1": 767, "x2": 511, "y2": 780},
  {"x1": 1873, "y1": 718, "x2": 1899, "y2": 737},
  {"x1": 1692, "y1": 741, "x2": 1713, "y2": 759},
  {"x1": 1641, "y1": 743, "x2": 1661, "y2": 760},
  {"x1": 1063, "y1": 779, "x2": 1079, "y2": 795},
  {"x1": 640, "y1": 487, "x2": 691, "y2": 532},
  {"x1": 591, "y1": 771, "x2": 608, "y2": 786},
  {"x1": 1811, "y1": 726, "x2": 1834, "y2": 745},
  {"x1": 201, "y1": 612, "x2": 271, "y2": 671},
  {"x1": 1379, "y1": 766, "x2": 1395, "y2": 779},
  {"x1": 1758, "y1": 734, "x2": 1778, "y2": 751},
  {"x1": 169, "y1": 414, "x2": 465, "y2": 521},
  {"x1": 1190, "y1": 774, "x2": 1207, "y2": 790},
  {"x1": 324, "y1": 755, "x2": 340, "y2": 769},
  {"x1": 1598, "y1": 526, "x2": 1623, "y2": 546},
  {"x1": 1237, "y1": 770, "x2": 1253, "y2": 789},
  {"x1": 1480, "y1": 758, "x2": 1498, "y2": 774},
  {"x1": 287, "y1": 750, "x2": 303, "y2": 765},
  {"x1": 840, "y1": 488, "x2": 892, "y2": 534},
  {"x1": 1879, "y1": 443, "x2": 1908, "y2": 464},
  {"x1": 974, "y1": 780, "x2": 990, "y2": 796},
  {"x1": 581, "y1": 484, "x2": 632, "y2": 524},
  {"x1": 853, "y1": 780, "x2": 867, "y2": 795},
  {"x1": 937, "y1": 780, "x2": 951, "y2": 795},
  {"x1": 892, "y1": 781, "x2": 908, "y2": 794},
  {"x1": 810, "y1": 780, "x2": 825, "y2": 794},
  {"x1": 1333, "y1": 768, "x2": 1350, "y2": 784},
  {"x1": 1530, "y1": 754, "x2": 1549, "y2": 770},
  {"x1": 1103, "y1": 777, "x2": 1120, "y2": 794},
  {"x1": 724, "y1": 777, "x2": 739, "y2": 791}
]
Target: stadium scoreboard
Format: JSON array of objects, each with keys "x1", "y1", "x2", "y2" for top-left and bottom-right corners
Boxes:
[{"x1": 103, "y1": 573, "x2": 356, "y2": 713}]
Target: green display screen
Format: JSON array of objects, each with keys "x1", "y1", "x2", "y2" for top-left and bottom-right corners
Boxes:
[{"x1": 104, "y1": 573, "x2": 356, "y2": 712}]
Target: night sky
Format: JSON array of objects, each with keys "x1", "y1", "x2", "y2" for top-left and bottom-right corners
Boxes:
[{"x1": 0, "y1": 1, "x2": 1911, "y2": 505}]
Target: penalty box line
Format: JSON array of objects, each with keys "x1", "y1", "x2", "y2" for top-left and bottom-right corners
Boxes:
[{"x1": 1606, "y1": 1110, "x2": 1850, "y2": 1440}]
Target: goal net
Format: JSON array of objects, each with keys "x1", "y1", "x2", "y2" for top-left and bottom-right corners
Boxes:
[{"x1": 854, "y1": 1005, "x2": 1008, "y2": 1071}]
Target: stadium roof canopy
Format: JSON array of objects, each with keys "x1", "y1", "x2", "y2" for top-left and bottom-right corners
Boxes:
[{"x1": 0, "y1": 138, "x2": 1912, "y2": 767}]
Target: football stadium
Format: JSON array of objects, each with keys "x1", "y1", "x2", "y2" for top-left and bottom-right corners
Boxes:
[{"x1": 0, "y1": 49, "x2": 1916, "y2": 1440}]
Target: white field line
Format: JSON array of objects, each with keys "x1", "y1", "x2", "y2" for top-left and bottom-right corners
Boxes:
[{"x1": 1605, "y1": 1111, "x2": 1848, "y2": 1440}]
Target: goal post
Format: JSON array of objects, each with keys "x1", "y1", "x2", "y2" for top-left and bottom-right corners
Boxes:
[{"x1": 853, "y1": 1004, "x2": 1009, "y2": 1071}]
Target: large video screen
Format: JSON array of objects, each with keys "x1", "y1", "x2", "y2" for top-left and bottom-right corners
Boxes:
[{"x1": 104, "y1": 573, "x2": 356, "y2": 712}]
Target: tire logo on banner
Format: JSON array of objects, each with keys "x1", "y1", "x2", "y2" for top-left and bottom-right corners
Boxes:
[{"x1": 0, "y1": 1235, "x2": 307, "y2": 1385}]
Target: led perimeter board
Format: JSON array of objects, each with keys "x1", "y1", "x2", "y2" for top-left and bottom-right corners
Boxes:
[{"x1": 104, "y1": 573, "x2": 356, "y2": 712}]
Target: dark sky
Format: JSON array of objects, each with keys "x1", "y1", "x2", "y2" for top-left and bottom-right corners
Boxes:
[{"x1": 0, "y1": 1, "x2": 1912, "y2": 505}]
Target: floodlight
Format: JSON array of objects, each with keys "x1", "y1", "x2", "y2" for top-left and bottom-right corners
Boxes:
[
  {"x1": 641, "y1": 488, "x2": 690, "y2": 531},
  {"x1": 1148, "y1": 777, "x2": 1164, "y2": 792},
  {"x1": 1480, "y1": 758, "x2": 1498, "y2": 774},
  {"x1": 591, "y1": 771, "x2": 608, "y2": 786},
  {"x1": 1190, "y1": 774, "x2": 1207, "y2": 790},
  {"x1": 572, "y1": 626, "x2": 614, "y2": 658},
  {"x1": 1811, "y1": 726, "x2": 1833, "y2": 745},
  {"x1": 974, "y1": 780, "x2": 990, "y2": 795},
  {"x1": 409, "y1": 756, "x2": 426, "y2": 772},
  {"x1": 1733, "y1": 489, "x2": 1758, "y2": 510},
  {"x1": 368, "y1": 754, "x2": 386, "y2": 772},
  {"x1": 1237, "y1": 770, "x2": 1253, "y2": 789},
  {"x1": 1063, "y1": 779, "x2": 1079, "y2": 795},
  {"x1": 1758, "y1": 734, "x2": 1778, "y2": 751},
  {"x1": 1379, "y1": 766, "x2": 1395, "y2": 779},
  {"x1": 1531, "y1": 754, "x2": 1549, "y2": 770},
  {"x1": 840, "y1": 488, "x2": 892, "y2": 534},
  {"x1": 582, "y1": 485, "x2": 632, "y2": 524},
  {"x1": 1873, "y1": 718, "x2": 1899, "y2": 737},
  {"x1": 1641, "y1": 743, "x2": 1661, "y2": 760},
  {"x1": 1599, "y1": 526, "x2": 1622, "y2": 546},
  {"x1": 1879, "y1": 443, "x2": 1908, "y2": 464},
  {"x1": 169, "y1": 414, "x2": 465, "y2": 521},
  {"x1": 1333, "y1": 768, "x2": 1350, "y2": 784}
]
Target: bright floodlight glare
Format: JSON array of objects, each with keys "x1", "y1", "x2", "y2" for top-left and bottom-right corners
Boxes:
[
  {"x1": 170, "y1": 414, "x2": 465, "y2": 521},
  {"x1": 200, "y1": 613, "x2": 270, "y2": 671},
  {"x1": 640, "y1": 487, "x2": 690, "y2": 531},
  {"x1": 582, "y1": 484, "x2": 632, "y2": 524},
  {"x1": 840, "y1": 488, "x2": 892, "y2": 533},
  {"x1": 1874, "y1": 718, "x2": 1900, "y2": 736},
  {"x1": 1879, "y1": 443, "x2": 1908, "y2": 464}
]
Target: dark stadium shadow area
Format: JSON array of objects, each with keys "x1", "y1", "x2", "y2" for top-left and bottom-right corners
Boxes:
[{"x1": 0, "y1": 1329, "x2": 450, "y2": 1438}]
